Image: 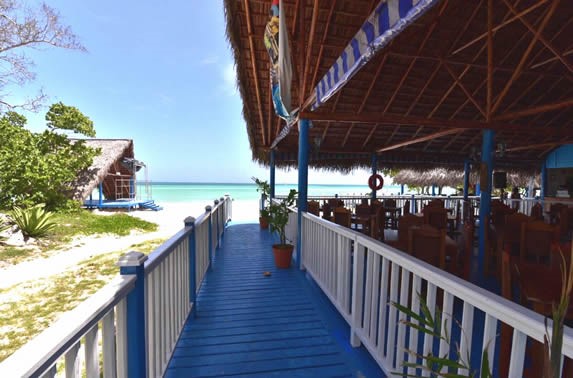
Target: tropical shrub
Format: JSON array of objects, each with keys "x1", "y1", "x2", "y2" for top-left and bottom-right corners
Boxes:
[
  {"x1": 11, "y1": 204, "x2": 56, "y2": 238},
  {"x1": 0, "y1": 104, "x2": 99, "y2": 210}
]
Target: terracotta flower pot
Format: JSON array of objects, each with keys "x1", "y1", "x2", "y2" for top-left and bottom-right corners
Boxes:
[
  {"x1": 259, "y1": 216, "x2": 269, "y2": 229},
  {"x1": 272, "y1": 244, "x2": 293, "y2": 268}
]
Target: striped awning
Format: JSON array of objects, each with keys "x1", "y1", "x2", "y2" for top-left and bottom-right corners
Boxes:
[{"x1": 311, "y1": 0, "x2": 439, "y2": 110}]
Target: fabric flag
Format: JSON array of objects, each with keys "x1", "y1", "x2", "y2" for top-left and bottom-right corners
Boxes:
[{"x1": 264, "y1": 0, "x2": 296, "y2": 127}]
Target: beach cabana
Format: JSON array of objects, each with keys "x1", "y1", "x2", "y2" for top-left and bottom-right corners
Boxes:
[{"x1": 71, "y1": 138, "x2": 161, "y2": 211}]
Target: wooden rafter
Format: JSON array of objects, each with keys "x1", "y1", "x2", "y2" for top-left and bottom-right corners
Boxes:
[
  {"x1": 450, "y1": 0, "x2": 548, "y2": 56},
  {"x1": 506, "y1": 142, "x2": 564, "y2": 152},
  {"x1": 378, "y1": 129, "x2": 461, "y2": 152},
  {"x1": 491, "y1": 0, "x2": 561, "y2": 115},
  {"x1": 341, "y1": 54, "x2": 389, "y2": 147},
  {"x1": 320, "y1": 91, "x2": 342, "y2": 142},
  {"x1": 501, "y1": 0, "x2": 573, "y2": 74},
  {"x1": 362, "y1": 124, "x2": 378, "y2": 148},
  {"x1": 308, "y1": 1, "x2": 336, "y2": 107},
  {"x1": 444, "y1": 63, "x2": 486, "y2": 119},
  {"x1": 531, "y1": 48, "x2": 573, "y2": 70},
  {"x1": 243, "y1": 0, "x2": 266, "y2": 146},
  {"x1": 494, "y1": 98, "x2": 573, "y2": 121},
  {"x1": 486, "y1": 0, "x2": 493, "y2": 121},
  {"x1": 300, "y1": 0, "x2": 320, "y2": 106},
  {"x1": 299, "y1": 111, "x2": 573, "y2": 137}
]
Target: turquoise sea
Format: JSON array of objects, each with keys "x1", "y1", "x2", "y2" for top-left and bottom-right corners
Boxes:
[{"x1": 139, "y1": 182, "x2": 407, "y2": 202}]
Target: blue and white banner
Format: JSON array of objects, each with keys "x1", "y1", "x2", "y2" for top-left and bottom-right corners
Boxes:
[{"x1": 311, "y1": 0, "x2": 439, "y2": 110}]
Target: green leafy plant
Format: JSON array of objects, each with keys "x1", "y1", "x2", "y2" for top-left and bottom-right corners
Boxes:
[
  {"x1": 268, "y1": 189, "x2": 297, "y2": 246},
  {"x1": 252, "y1": 177, "x2": 271, "y2": 222},
  {"x1": 392, "y1": 293, "x2": 493, "y2": 377},
  {"x1": 11, "y1": 204, "x2": 56, "y2": 238}
]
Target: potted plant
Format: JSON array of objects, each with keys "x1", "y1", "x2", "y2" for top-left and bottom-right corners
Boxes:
[
  {"x1": 252, "y1": 177, "x2": 271, "y2": 229},
  {"x1": 268, "y1": 189, "x2": 297, "y2": 268}
]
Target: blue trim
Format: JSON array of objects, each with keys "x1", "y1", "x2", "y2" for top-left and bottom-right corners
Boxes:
[
  {"x1": 545, "y1": 144, "x2": 573, "y2": 168},
  {"x1": 362, "y1": 21, "x2": 375, "y2": 44},
  {"x1": 270, "y1": 150, "x2": 276, "y2": 199},
  {"x1": 431, "y1": 184, "x2": 436, "y2": 196},
  {"x1": 411, "y1": 194, "x2": 416, "y2": 213},
  {"x1": 401, "y1": 184, "x2": 404, "y2": 195},
  {"x1": 478, "y1": 130, "x2": 495, "y2": 281},
  {"x1": 120, "y1": 264, "x2": 146, "y2": 378},
  {"x1": 297, "y1": 119, "x2": 310, "y2": 270},
  {"x1": 463, "y1": 159, "x2": 470, "y2": 200}
]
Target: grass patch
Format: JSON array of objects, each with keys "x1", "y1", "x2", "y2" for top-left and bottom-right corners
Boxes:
[
  {"x1": 0, "y1": 210, "x2": 158, "y2": 265},
  {"x1": 0, "y1": 238, "x2": 166, "y2": 361}
]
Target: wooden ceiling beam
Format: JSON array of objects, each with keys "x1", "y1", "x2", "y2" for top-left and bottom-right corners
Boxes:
[
  {"x1": 444, "y1": 63, "x2": 486, "y2": 119},
  {"x1": 378, "y1": 129, "x2": 462, "y2": 152},
  {"x1": 299, "y1": 110, "x2": 573, "y2": 137},
  {"x1": 450, "y1": 0, "x2": 548, "y2": 56},
  {"x1": 308, "y1": 1, "x2": 336, "y2": 107},
  {"x1": 506, "y1": 142, "x2": 564, "y2": 152},
  {"x1": 501, "y1": 0, "x2": 573, "y2": 74},
  {"x1": 531, "y1": 48, "x2": 573, "y2": 70},
  {"x1": 487, "y1": 0, "x2": 493, "y2": 121},
  {"x1": 491, "y1": 0, "x2": 561, "y2": 115},
  {"x1": 494, "y1": 98, "x2": 573, "y2": 121},
  {"x1": 243, "y1": 0, "x2": 267, "y2": 146},
  {"x1": 342, "y1": 54, "x2": 389, "y2": 147},
  {"x1": 362, "y1": 124, "x2": 378, "y2": 148},
  {"x1": 300, "y1": 0, "x2": 320, "y2": 106},
  {"x1": 320, "y1": 91, "x2": 342, "y2": 142}
]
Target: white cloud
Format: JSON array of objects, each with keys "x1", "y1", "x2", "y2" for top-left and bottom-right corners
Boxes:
[
  {"x1": 200, "y1": 56, "x2": 219, "y2": 65},
  {"x1": 221, "y1": 63, "x2": 238, "y2": 96}
]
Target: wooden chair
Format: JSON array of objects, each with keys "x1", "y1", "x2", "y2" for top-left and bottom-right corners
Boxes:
[
  {"x1": 384, "y1": 198, "x2": 398, "y2": 229},
  {"x1": 424, "y1": 199, "x2": 444, "y2": 209},
  {"x1": 457, "y1": 221, "x2": 474, "y2": 280},
  {"x1": 520, "y1": 221, "x2": 560, "y2": 264},
  {"x1": 354, "y1": 203, "x2": 372, "y2": 234},
  {"x1": 386, "y1": 213, "x2": 423, "y2": 251},
  {"x1": 408, "y1": 225, "x2": 446, "y2": 270},
  {"x1": 530, "y1": 202, "x2": 543, "y2": 221},
  {"x1": 307, "y1": 200, "x2": 320, "y2": 216},
  {"x1": 423, "y1": 207, "x2": 448, "y2": 230},
  {"x1": 370, "y1": 200, "x2": 383, "y2": 215},
  {"x1": 403, "y1": 199, "x2": 410, "y2": 215},
  {"x1": 370, "y1": 205, "x2": 386, "y2": 241},
  {"x1": 549, "y1": 203, "x2": 568, "y2": 225},
  {"x1": 321, "y1": 202, "x2": 332, "y2": 221},
  {"x1": 333, "y1": 207, "x2": 351, "y2": 228}
]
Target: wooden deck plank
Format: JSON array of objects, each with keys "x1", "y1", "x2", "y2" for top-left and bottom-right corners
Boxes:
[{"x1": 165, "y1": 223, "x2": 383, "y2": 377}]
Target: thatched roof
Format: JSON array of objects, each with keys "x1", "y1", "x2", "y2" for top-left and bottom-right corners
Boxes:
[
  {"x1": 392, "y1": 168, "x2": 540, "y2": 188},
  {"x1": 224, "y1": 1, "x2": 573, "y2": 174},
  {"x1": 69, "y1": 139, "x2": 134, "y2": 201}
]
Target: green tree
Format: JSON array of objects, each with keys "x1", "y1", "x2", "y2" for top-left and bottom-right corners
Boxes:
[{"x1": 0, "y1": 104, "x2": 98, "y2": 210}]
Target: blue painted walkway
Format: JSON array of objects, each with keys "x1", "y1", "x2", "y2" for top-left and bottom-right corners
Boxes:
[{"x1": 165, "y1": 223, "x2": 383, "y2": 377}]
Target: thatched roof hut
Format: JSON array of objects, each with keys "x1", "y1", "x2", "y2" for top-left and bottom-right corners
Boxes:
[
  {"x1": 392, "y1": 168, "x2": 540, "y2": 189},
  {"x1": 70, "y1": 139, "x2": 137, "y2": 201}
]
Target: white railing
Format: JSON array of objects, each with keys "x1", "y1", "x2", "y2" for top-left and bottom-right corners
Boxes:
[
  {"x1": 0, "y1": 276, "x2": 134, "y2": 377},
  {"x1": 0, "y1": 196, "x2": 233, "y2": 377},
  {"x1": 298, "y1": 212, "x2": 573, "y2": 377}
]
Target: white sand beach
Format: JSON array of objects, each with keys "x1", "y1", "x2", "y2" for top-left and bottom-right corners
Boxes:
[{"x1": 0, "y1": 199, "x2": 259, "y2": 289}]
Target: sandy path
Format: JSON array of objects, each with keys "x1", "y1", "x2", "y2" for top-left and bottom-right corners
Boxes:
[{"x1": 0, "y1": 200, "x2": 258, "y2": 289}]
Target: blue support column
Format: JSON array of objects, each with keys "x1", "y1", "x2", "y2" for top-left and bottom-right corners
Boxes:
[
  {"x1": 476, "y1": 183, "x2": 481, "y2": 196},
  {"x1": 296, "y1": 119, "x2": 310, "y2": 270},
  {"x1": 184, "y1": 217, "x2": 196, "y2": 310},
  {"x1": 270, "y1": 150, "x2": 276, "y2": 199},
  {"x1": 401, "y1": 185, "x2": 404, "y2": 195},
  {"x1": 411, "y1": 194, "x2": 416, "y2": 213},
  {"x1": 205, "y1": 205, "x2": 213, "y2": 268},
  {"x1": 431, "y1": 185, "x2": 436, "y2": 196},
  {"x1": 98, "y1": 182, "x2": 103, "y2": 209},
  {"x1": 478, "y1": 130, "x2": 495, "y2": 280},
  {"x1": 463, "y1": 159, "x2": 470, "y2": 200},
  {"x1": 541, "y1": 162, "x2": 547, "y2": 200},
  {"x1": 118, "y1": 251, "x2": 148, "y2": 378},
  {"x1": 371, "y1": 153, "x2": 378, "y2": 201}
]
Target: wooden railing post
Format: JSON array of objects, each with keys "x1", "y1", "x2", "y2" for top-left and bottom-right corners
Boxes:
[
  {"x1": 214, "y1": 199, "x2": 220, "y2": 248},
  {"x1": 117, "y1": 251, "x2": 148, "y2": 378},
  {"x1": 184, "y1": 217, "x2": 196, "y2": 313}
]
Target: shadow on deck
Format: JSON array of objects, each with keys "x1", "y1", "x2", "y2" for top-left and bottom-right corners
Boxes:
[{"x1": 165, "y1": 223, "x2": 383, "y2": 377}]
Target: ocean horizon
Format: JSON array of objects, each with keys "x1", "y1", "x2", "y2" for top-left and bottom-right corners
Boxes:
[{"x1": 136, "y1": 182, "x2": 410, "y2": 202}]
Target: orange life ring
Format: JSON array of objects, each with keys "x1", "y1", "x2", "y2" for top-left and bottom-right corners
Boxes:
[{"x1": 368, "y1": 174, "x2": 384, "y2": 191}]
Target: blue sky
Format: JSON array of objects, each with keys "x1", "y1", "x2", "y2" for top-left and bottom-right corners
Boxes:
[{"x1": 9, "y1": 1, "x2": 374, "y2": 185}]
